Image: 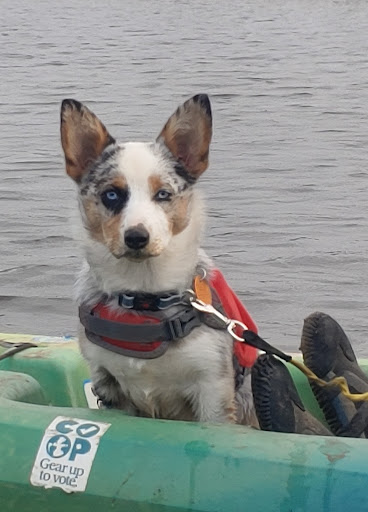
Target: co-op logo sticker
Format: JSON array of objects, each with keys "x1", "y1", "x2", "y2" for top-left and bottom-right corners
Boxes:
[
  {"x1": 46, "y1": 420, "x2": 101, "y2": 461},
  {"x1": 46, "y1": 435, "x2": 71, "y2": 458},
  {"x1": 30, "y1": 416, "x2": 111, "y2": 493}
]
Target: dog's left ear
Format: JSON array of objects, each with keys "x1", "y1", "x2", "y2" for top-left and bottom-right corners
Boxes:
[
  {"x1": 157, "y1": 94, "x2": 212, "y2": 180},
  {"x1": 60, "y1": 99, "x2": 115, "y2": 183}
]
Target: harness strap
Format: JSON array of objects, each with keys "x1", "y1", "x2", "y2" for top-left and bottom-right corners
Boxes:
[{"x1": 79, "y1": 305, "x2": 202, "y2": 344}]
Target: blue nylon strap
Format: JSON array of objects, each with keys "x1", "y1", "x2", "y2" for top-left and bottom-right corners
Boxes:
[{"x1": 118, "y1": 292, "x2": 184, "y2": 310}]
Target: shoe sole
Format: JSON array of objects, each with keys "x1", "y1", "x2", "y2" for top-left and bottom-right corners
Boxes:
[
  {"x1": 301, "y1": 312, "x2": 368, "y2": 437},
  {"x1": 252, "y1": 354, "x2": 331, "y2": 435}
]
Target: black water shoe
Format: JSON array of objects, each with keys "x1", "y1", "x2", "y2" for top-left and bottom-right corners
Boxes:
[
  {"x1": 252, "y1": 354, "x2": 331, "y2": 435},
  {"x1": 301, "y1": 312, "x2": 368, "y2": 438}
]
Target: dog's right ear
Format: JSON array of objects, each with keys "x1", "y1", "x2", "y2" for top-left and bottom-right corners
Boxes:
[{"x1": 60, "y1": 99, "x2": 115, "y2": 183}]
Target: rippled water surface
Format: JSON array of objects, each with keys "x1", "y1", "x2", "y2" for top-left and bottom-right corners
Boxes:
[{"x1": 1, "y1": 0, "x2": 368, "y2": 354}]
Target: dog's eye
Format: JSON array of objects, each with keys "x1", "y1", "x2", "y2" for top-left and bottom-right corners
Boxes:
[
  {"x1": 154, "y1": 189, "x2": 172, "y2": 202},
  {"x1": 101, "y1": 188, "x2": 129, "y2": 213},
  {"x1": 106, "y1": 191, "x2": 118, "y2": 201}
]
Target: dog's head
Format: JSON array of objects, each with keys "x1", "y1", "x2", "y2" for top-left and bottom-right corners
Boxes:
[{"x1": 60, "y1": 95, "x2": 212, "y2": 261}]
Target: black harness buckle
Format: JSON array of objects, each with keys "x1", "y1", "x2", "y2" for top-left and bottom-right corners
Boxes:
[{"x1": 166, "y1": 309, "x2": 203, "y2": 341}]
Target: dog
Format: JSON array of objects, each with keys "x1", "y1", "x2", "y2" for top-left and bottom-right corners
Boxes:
[{"x1": 60, "y1": 94, "x2": 257, "y2": 425}]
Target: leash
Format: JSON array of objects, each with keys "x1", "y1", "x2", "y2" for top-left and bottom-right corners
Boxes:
[{"x1": 187, "y1": 292, "x2": 368, "y2": 403}]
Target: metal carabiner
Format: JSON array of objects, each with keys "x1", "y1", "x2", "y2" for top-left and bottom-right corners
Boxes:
[
  {"x1": 227, "y1": 320, "x2": 248, "y2": 342},
  {"x1": 187, "y1": 291, "x2": 249, "y2": 342},
  {"x1": 189, "y1": 296, "x2": 230, "y2": 326}
]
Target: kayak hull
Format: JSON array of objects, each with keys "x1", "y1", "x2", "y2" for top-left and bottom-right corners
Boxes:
[{"x1": 1, "y1": 334, "x2": 367, "y2": 512}]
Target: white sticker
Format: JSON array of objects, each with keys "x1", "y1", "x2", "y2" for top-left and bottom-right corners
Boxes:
[{"x1": 30, "y1": 416, "x2": 110, "y2": 493}]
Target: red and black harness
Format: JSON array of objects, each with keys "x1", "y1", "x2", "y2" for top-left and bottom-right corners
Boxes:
[{"x1": 79, "y1": 269, "x2": 259, "y2": 387}]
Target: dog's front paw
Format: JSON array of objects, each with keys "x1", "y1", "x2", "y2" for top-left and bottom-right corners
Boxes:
[
  {"x1": 91, "y1": 385, "x2": 116, "y2": 409},
  {"x1": 92, "y1": 367, "x2": 126, "y2": 409}
]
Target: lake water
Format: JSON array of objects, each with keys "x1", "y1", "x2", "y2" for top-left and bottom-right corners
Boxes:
[{"x1": 1, "y1": 0, "x2": 368, "y2": 355}]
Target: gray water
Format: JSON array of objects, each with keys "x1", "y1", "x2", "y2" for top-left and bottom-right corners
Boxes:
[{"x1": 1, "y1": 0, "x2": 368, "y2": 355}]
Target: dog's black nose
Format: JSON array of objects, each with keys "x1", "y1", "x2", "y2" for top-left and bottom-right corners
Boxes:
[{"x1": 124, "y1": 226, "x2": 150, "y2": 250}]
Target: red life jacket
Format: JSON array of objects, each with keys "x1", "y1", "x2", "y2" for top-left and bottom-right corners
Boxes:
[{"x1": 210, "y1": 269, "x2": 258, "y2": 368}]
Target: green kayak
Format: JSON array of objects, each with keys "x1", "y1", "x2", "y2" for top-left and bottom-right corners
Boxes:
[{"x1": 0, "y1": 333, "x2": 367, "y2": 512}]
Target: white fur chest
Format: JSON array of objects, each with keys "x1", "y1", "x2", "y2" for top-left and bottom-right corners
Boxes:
[{"x1": 79, "y1": 322, "x2": 233, "y2": 419}]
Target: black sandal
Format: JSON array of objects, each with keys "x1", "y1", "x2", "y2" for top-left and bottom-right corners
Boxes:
[
  {"x1": 251, "y1": 354, "x2": 331, "y2": 435},
  {"x1": 300, "y1": 312, "x2": 368, "y2": 438}
]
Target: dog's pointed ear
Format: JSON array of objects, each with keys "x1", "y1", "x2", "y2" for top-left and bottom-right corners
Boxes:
[
  {"x1": 157, "y1": 94, "x2": 212, "y2": 180},
  {"x1": 60, "y1": 99, "x2": 115, "y2": 182}
]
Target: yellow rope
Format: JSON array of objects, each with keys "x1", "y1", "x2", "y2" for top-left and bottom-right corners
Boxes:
[{"x1": 290, "y1": 358, "x2": 368, "y2": 402}]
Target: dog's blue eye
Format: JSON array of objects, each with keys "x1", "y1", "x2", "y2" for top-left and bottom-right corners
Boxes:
[
  {"x1": 154, "y1": 189, "x2": 172, "y2": 202},
  {"x1": 101, "y1": 188, "x2": 129, "y2": 213},
  {"x1": 106, "y1": 191, "x2": 118, "y2": 201}
]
